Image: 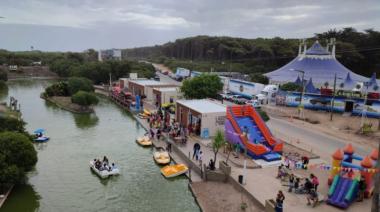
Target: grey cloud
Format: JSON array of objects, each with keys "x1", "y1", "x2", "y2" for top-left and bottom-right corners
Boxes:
[{"x1": 0, "y1": 0, "x2": 379, "y2": 51}]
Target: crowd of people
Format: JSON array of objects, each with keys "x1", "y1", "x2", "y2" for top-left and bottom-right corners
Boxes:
[
  {"x1": 146, "y1": 108, "x2": 189, "y2": 144},
  {"x1": 93, "y1": 156, "x2": 116, "y2": 172}
]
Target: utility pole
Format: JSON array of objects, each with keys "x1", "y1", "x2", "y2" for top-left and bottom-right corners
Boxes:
[
  {"x1": 361, "y1": 82, "x2": 369, "y2": 132},
  {"x1": 330, "y1": 74, "x2": 342, "y2": 121},
  {"x1": 372, "y1": 137, "x2": 380, "y2": 212},
  {"x1": 290, "y1": 69, "x2": 305, "y2": 116}
]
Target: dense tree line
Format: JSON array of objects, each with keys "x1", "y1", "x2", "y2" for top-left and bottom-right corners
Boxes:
[
  {"x1": 0, "y1": 49, "x2": 155, "y2": 84},
  {"x1": 124, "y1": 28, "x2": 380, "y2": 77}
]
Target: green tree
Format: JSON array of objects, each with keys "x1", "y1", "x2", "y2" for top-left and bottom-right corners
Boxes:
[
  {"x1": 71, "y1": 91, "x2": 99, "y2": 107},
  {"x1": 280, "y1": 82, "x2": 301, "y2": 91},
  {"x1": 44, "y1": 81, "x2": 69, "y2": 97},
  {"x1": 250, "y1": 73, "x2": 269, "y2": 84},
  {"x1": 0, "y1": 132, "x2": 38, "y2": 191},
  {"x1": 67, "y1": 77, "x2": 94, "y2": 95},
  {"x1": 212, "y1": 130, "x2": 226, "y2": 164},
  {"x1": 181, "y1": 74, "x2": 223, "y2": 99}
]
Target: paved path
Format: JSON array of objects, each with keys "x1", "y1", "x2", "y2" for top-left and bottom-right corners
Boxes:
[{"x1": 267, "y1": 117, "x2": 372, "y2": 161}]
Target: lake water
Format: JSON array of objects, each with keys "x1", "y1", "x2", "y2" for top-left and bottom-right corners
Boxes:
[{"x1": 0, "y1": 79, "x2": 199, "y2": 212}]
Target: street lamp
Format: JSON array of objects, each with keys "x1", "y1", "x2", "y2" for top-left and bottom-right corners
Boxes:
[
  {"x1": 330, "y1": 73, "x2": 343, "y2": 121},
  {"x1": 290, "y1": 69, "x2": 305, "y2": 115},
  {"x1": 360, "y1": 81, "x2": 370, "y2": 131}
]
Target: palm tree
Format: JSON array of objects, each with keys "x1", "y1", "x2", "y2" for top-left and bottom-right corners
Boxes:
[{"x1": 212, "y1": 130, "x2": 225, "y2": 164}]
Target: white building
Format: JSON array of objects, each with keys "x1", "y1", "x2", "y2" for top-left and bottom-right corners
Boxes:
[
  {"x1": 176, "y1": 99, "x2": 226, "y2": 138},
  {"x1": 98, "y1": 49, "x2": 122, "y2": 61}
]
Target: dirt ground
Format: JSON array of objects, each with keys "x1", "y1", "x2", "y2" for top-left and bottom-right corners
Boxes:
[
  {"x1": 263, "y1": 105, "x2": 380, "y2": 150},
  {"x1": 46, "y1": 96, "x2": 93, "y2": 113},
  {"x1": 191, "y1": 181, "x2": 263, "y2": 212},
  {"x1": 4, "y1": 66, "x2": 59, "y2": 79}
]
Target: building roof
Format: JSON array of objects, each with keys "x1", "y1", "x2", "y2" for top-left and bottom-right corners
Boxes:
[
  {"x1": 176, "y1": 99, "x2": 226, "y2": 114},
  {"x1": 264, "y1": 41, "x2": 370, "y2": 86},
  {"x1": 130, "y1": 80, "x2": 171, "y2": 86},
  {"x1": 153, "y1": 87, "x2": 179, "y2": 92}
]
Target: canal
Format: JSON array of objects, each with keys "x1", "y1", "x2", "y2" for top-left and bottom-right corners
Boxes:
[{"x1": 0, "y1": 80, "x2": 199, "y2": 212}]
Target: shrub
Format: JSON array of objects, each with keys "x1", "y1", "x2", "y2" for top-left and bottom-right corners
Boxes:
[
  {"x1": 44, "y1": 81, "x2": 69, "y2": 97},
  {"x1": 280, "y1": 82, "x2": 302, "y2": 92},
  {"x1": 257, "y1": 109, "x2": 270, "y2": 122},
  {"x1": 67, "y1": 77, "x2": 94, "y2": 95},
  {"x1": 71, "y1": 91, "x2": 99, "y2": 106}
]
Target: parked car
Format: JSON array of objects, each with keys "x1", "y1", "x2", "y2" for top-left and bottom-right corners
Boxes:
[
  {"x1": 153, "y1": 75, "x2": 160, "y2": 81},
  {"x1": 246, "y1": 99, "x2": 261, "y2": 108},
  {"x1": 235, "y1": 97, "x2": 249, "y2": 105},
  {"x1": 220, "y1": 93, "x2": 232, "y2": 99},
  {"x1": 229, "y1": 94, "x2": 243, "y2": 102}
]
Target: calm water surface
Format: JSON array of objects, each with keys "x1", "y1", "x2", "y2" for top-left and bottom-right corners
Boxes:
[{"x1": 0, "y1": 80, "x2": 199, "y2": 212}]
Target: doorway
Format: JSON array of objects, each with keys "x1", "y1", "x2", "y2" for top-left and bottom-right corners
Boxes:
[{"x1": 344, "y1": 101, "x2": 354, "y2": 113}]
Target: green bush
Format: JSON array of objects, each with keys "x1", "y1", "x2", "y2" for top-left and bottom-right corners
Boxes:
[
  {"x1": 0, "y1": 131, "x2": 37, "y2": 191},
  {"x1": 44, "y1": 81, "x2": 69, "y2": 97},
  {"x1": 257, "y1": 109, "x2": 270, "y2": 122},
  {"x1": 67, "y1": 77, "x2": 94, "y2": 95},
  {"x1": 71, "y1": 91, "x2": 99, "y2": 106},
  {"x1": 0, "y1": 116, "x2": 27, "y2": 133},
  {"x1": 280, "y1": 82, "x2": 302, "y2": 92}
]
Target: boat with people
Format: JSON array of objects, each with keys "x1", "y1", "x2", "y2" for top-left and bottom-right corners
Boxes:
[
  {"x1": 161, "y1": 164, "x2": 188, "y2": 178},
  {"x1": 90, "y1": 156, "x2": 120, "y2": 179},
  {"x1": 33, "y1": 128, "x2": 49, "y2": 142},
  {"x1": 136, "y1": 135, "x2": 153, "y2": 147},
  {"x1": 153, "y1": 147, "x2": 171, "y2": 165}
]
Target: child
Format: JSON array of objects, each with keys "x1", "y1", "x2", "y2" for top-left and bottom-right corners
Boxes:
[{"x1": 198, "y1": 151, "x2": 203, "y2": 166}]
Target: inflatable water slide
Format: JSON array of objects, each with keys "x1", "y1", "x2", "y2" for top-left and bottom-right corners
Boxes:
[{"x1": 225, "y1": 105, "x2": 283, "y2": 161}]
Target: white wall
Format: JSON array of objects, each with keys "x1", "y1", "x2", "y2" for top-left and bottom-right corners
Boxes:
[{"x1": 201, "y1": 112, "x2": 226, "y2": 137}]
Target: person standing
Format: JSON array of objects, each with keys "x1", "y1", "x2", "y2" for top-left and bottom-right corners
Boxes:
[
  {"x1": 357, "y1": 176, "x2": 366, "y2": 202},
  {"x1": 275, "y1": 190, "x2": 285, "y2": 212},
  {"x1": 193, "y1": 143, "x2": 200, "y2": 159},
  {"x1": 198, "y1": 151, "x2": 203, "y2": 166},
  {"x1": 310, "y1": 174, "x2": 319, "y2": 192}
]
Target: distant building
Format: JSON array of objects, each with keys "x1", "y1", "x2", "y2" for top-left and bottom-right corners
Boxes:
[{"x1": 98, "y1": 49, "x2": 122, "y2": 61}]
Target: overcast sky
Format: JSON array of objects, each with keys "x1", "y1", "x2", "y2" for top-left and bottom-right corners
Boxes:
[{"x1": 0, "y1": 0, "x2": 379, "y2": 52}]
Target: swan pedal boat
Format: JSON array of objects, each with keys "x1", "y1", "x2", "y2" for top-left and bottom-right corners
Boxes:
[
  {"x1": 161, "y1": 164, "x2": 188, "y2": 178},
  {"x1": 89, "y1": 161, "x2": 120, "y2": 179},
  {"x1": 153, "y1": 147, "x2": 171, "y2": 165},
  {"x1": 34, "y1": 136, "x2": 49, "y2": 142},
  {"x1": 136, "y1": 136, "x2": 153, "y2": 147}
]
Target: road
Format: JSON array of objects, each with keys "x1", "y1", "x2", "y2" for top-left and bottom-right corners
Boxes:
[{"x1": 267, "y1": 116, "x2": 372, "y2": 160}]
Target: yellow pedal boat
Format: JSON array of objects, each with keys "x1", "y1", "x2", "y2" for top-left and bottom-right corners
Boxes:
[
  {"x1": 136, "y1": 136, "x2": 152, "y2": 147},
  {"x1": 153, "y1": 147, "x2": 171, "y2": 165},
  {"x1": 161, "y1": 164, "x2": 188, "y2": 178}
]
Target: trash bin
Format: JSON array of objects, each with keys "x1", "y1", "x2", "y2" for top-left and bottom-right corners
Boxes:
[{"x1": 238, "y1": 175, "x2": 243, "y2": 184}]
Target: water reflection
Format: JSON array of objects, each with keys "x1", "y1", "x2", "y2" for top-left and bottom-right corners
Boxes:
[
  {"x1": 0, "y1": 84, "x2": 8, "y2": 99},
  {"x1": 0, "y1": 184, "x2": 40, "y2": 212},
  {"x1": 73, "y1": 113, "x2": 99, "y2": 129}
]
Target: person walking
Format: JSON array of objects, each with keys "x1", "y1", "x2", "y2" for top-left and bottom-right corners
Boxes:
[
  {"x1": 198, "y1": 151, "x2": 203, "y2": 166},
  {"x1": 193, "y1": 143, "x2": 200, "y2": 159},
  {"x1": 275, "y1": 190, "x2": 285, "y2": 212}
]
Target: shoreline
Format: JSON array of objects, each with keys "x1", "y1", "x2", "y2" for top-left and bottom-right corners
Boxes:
[
  {"x1": 41, "y1": 95, "x2": 94, "y2": 114},
  {"x1": 0, "y1": 185, "x2": 14, "y2": 209}
]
